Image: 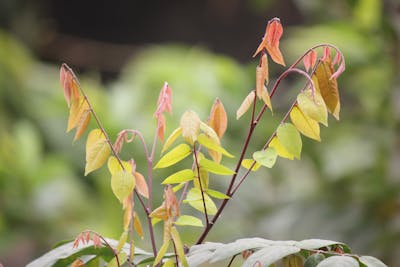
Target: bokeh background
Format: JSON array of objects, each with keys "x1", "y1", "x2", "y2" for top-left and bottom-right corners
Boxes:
[{"x1": 0, "y1": 0, "x2": 399, "y2": 266}]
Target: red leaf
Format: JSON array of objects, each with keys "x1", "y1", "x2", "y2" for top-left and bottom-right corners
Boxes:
[
  {"x1": 253, "y1": 18, "x2": 285, "y2": 66},
  {"x1": 208, "y1": 98, "x2": 228, "y2": 139},
  {"x1": 303, "y1": 49, "x2": 317, "y2": 72},
  {"x1": 321, "y1": 46, "x2": 331, "y2": 62},
  {"x1": 157, "y1": 114, "x2": 166, "y2": 142},
  {"x1": 60, "y1": 64, "x2": 80, "y2": 107}
]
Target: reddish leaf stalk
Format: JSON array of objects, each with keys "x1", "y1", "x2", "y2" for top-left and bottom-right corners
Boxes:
[{"x1": 193, "y1": 143, "x2": 210, "y2": 226}]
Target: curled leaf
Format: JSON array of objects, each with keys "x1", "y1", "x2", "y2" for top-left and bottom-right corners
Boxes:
[
  {"x1": 237, "y1": 91, "x2": 255, "y2": 120},
  {"x1": 303, "y1": 49, "x2": 317, "y2": 72},
  {"x1": 253, "y1": 18, "x2": 285, "y2": 66},
  {"x1": 85, "y1": 129, "x2": 111, "y2": 175},
  {"x1": 315, "y1": 62, "x2": 340, "y2": 120},
  {"x1": 60, "y1": 63, "x2": 80, "y2": 107},
  {"x1": 208, "y1": 98, "x2": 228, "y2": 139},
  {"x1": 256, "y1": 53, "x2": 269, "y2": 97},
  {"x1": 134, "y1": 172, "x2": 149, "y2": 198}
]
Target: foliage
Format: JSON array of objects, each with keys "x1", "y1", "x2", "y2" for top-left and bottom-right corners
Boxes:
[{"x1": 25, "y1": 17, "x2": 388, "y2": 267}]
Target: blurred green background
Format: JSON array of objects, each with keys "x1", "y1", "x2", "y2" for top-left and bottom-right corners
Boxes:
[{"x1": 0, "y1": 0, "x2": 399, "y2": 266}]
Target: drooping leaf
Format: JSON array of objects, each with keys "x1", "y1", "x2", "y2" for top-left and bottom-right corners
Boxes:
[
  {"x1": 197, "y1": 133, "x2": 234, "y2": 158},
  {"x1": 107, "y1": 156, "x2": 132, "y2": 175},
  {"x1": 162, "y1": 169, "x2": 195, "y2": 184},
  {"x1": 154, "y1": 144, "x2": 192, "y2": 169},
  {"x1": 123, "y1": 201, "x2": 132, "y2": 230},
  {"x1": 175, "y1": 215, "x2": 204, "y2": 227},
  {"x1": 303, "y1": 49, "x2": 317, "y2": 72},
  {"x1": 180, "y1": 110, "x2": 201, "y2": 144},
  {"x1": 297, "y1": 86, "x2": 328, "y2": 127},
  {"x1": 156, "y1": 113, "x2": 166, "y2": 142},
  {"x1": 237, "y1": 91, "x2": 255, "y2": 120},
  {"x1": 184, "y1": 188, "x2": 217, "y2": 215},
  {"x1": 304, "y1": 254, "x2": 325, "y2": 267},
  {"x1": 253, "y1": 148, "x2": 278, "y2": 168},
  {"x1": 208, "y1": 98, "x2": 227, "y2": 139},
  {"x1": 358, "y1": 256, "x2": 387, "y2": 267},
  {"x1": 153, "y1": 240, "x2": 170, "y2": 267},
  {"x1": 116, "y1": 231, "x2": 128, "y2": 253},
  {"x1": 193, "y1": 166, "x2": 209, "y2": 190},
  {"x1": 107, "y1": 252, "x2": 127, "y2": 267},
  {"x1": 162, "y1": 127, "x2": 182, "y2": 153},
  {"x1": 111, "y1": 170, "x2": 136, "y2": 203},
  {"x1": 316, "y1": 256, "x2": 358, "y2": 267},
  {"x1": 199, "y1": 158, "x2": 235, "y2": 175},
  {"x1": 134, "y1": 213, "x2": 144, "y2": 239},
  {"x1": 206, "y1": 189, "x2": 230, "y2": 199},
  {"x1": 60, "y1": 64, "x2": 80, "y2": 107},
  {"x1": 276, "y1": 123, "x2": 302, "y2": 160},
  {"x1": 315, "y1": 61, "x2": 340, "y2": 120},
  {"x1": 149, "y1": 205, "x2": 168, "y2": 221},
  {"x1": 85, "y1": 129, "x2": 111, "y2": 175},
  {"x1": 241, "y1": 159, "x2": 261, "y2": 171},
  {"x1": 256, "y1": 54, "x2": 269, "y2": 97},
  {"x1": 290, "y1": 105, "x2": 321, "y2": 141},
  {"x1": 73, "y1": 111, "x2": 91, "y2": 142},
  {"x1": 253, "y1": 18, "x2": 285, "y2": 66},
  {"x1": 173, "y1": 182, "x2": 186, "y2": 193},
  {"x1": 269, "y1": 136, "x2": 294, "y2": 160},
  {"x1": 260, "y1": 86, "x2": 273, "y2": 113},
  {"x1": 171, "y1": 227, "x2": 189, "y2": 267},
  {"x1": 134, "y1": 172, "x2": 149, "y2": 198},
  {"x1": 67, "y1": 96, "x2": 90, "y2": 133}
]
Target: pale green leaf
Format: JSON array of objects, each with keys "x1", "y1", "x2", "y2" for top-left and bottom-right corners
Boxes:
[
  {"x1": 107, "y1": 156, "x2": 132, "y2": 175},
  {"x1": 316, "y1": 256, "x2": 358, "y2": 267},
  {"x1": 153, "y1": 240, "x2": 170, "y2": 267},
  {"x1": 155, "y1": 144, "x2": 191, "y2": 169},
  {"x1": 269, "y1": 136, "x2": 294, "y2": 160},
  {"x1": 297, "y1": 87, "x2": 328, "y2": 126},
  {"x1": 197, "y1": 133, "x2": 234, "y2": 158},
  {"x1": 85, "y1": 129, "x2": 111, "y2": 175},
  {"x1": 171, "y1": 227, "x2": 189, "y2": 267},
  {"x1": 199, "y1": 158, "x2": 235, "y2": 175},
  {"x1": 162, "y1": 127, "x2": 182, "y2": 153},
  {"x1": 290, "y1": 105, "x2": 321, "y2": 141},
  {"x1": 241, "y1": 159, "x2": 261, "y2": 171},
  {"x1": 175, "y1": 215, "x2": 204, "y2": 227},
  {"x1": 162, "y1": 259, "x2": 175, "y2": 267},
  {"x1": 173, "y1": 182, "x2": 186, "y2": 192},
  {"x1": 184, "y1": 188, "x2": 217, "y2": 215},
  {"x1": 111, "y1": 170, "x2": 136, "y2": 203},
  {"x1": 253, "y1": 148, "x2": 278, "y2": 168},
  {"x1": 206, "y1": 189, "x2": 230, "y2": 199},
  {"x1": 162, "y1": 169, "x2": 195, "y2": 184},
  {"x1": 304, "y1": 253, "x2": 325, "y2": 267},
  {"x1": 276, "y1": 123, "x2": 302, "y2": 160},
  {"x1": 107, "y1": 252, "x2": 127, "y2": 267},
  {"x1": 359, "y1": 256, "x2": 387, "y2": 267},
  {"x1": 116, "y1": 231, "x2": 128, "y2": 253}
]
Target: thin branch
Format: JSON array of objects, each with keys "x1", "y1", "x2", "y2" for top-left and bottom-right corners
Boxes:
[{"x1": 193, "y1": 143, "x2": 210, "y2": 226}]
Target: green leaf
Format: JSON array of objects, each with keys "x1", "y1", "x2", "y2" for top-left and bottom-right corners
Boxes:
[
  {"x1": 175, "y1": 215, "x2": 204, "y2": 227},
  {"x1": 304, "y1": 254, "x2": 325, "y2": 267},
  {"x1": 316, "y1": 256, "x2": 358, "y2": 267},
  {"x1": 184, "y1": 188, "x2": 217, "y2": 215},
  {"x1": 162, "y1": 259, "x2": 175, "y2": 267},
  {"x1": 162, "y1": 169, "x2": 195, "y2": 184},
  {"x1": 297, "y1": 88, "x2": 328, "y2": 126},
  {"x1": 199, "y1": 158, "x2": 235, "y2": 175},
  {"x1": 171, "y1": 227, "x2": 189, "y2": 267},
  {"x1": 276, "y1": 123, "x2": 302, "y2": 160},
  {"x1": 173, "y1": 182, "x2": 186, "y2": 192},
  {"x1": 359, "y1": 256, "x2": 387, "y2": 267},
  {"x1": 241, "y1": 159, "x2": 261, "y2": 171},
  {"x1": 162, "y1": 127, "x2": 182, "y2": 153},
  {"x1": 290, "y1": 105, "x2": 321, "y2": 141},
  {"x1": 243, "y1": 245, "x2": 301, "y2": 267},
  {"x1": 111, "y1": 170, "x2": 136, "y2": 203},
  {"x1": 205, "y1": 189, "x2": 230, "y2": 199},
  {"x1": 197, "y1": 133, "x2": 234, "y2": 158},
  {"x1": 116, "y1": 231, "x2": 128, "y2": 253},
  {"x1": 253, "y1": 148, "x2": 278, "y2": 168},
  {"x1": 153, "y1": 240, "x2": 170, "y2": 267},
  {"x1": 85, "y1": 129, "x2": 111, "y2": 175},
  {"x1": 107, "y1": 252, "x2": 127, "y2": 267},
  {"x1": 155, "y1": 144, "x2": 192, "y2": 169}
]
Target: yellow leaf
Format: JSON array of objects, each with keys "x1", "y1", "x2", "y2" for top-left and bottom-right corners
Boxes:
[
  {"x1": 180, "y1": 110, "x2": 200, "y2": 144},
  {"x1": 85, "y1": 129, "x2": 111, "y2": 175},
  {"x1": 153, "y1": 240, "x2": 170, "y2": 267},
  {"x1": 236, "y1": 91, "x2": 255, "y2": 119},
  {"x1": 184, "y1": 188, "x2": 217, "y2": 215},
  {"x1": 134, "y1": 213, "x2": 144, "y2": 239},
  {"x1": 111, "y1": 170, "x2": 136, "y2": 203},
  {"x1": 315, "y1": 61, "x2": 340, "y2": 120},
  {"x1": 123, "y1": 205, "x2": 132, "y2": 230},
  {"x1": 174, "y1": 215, "x2": 204, "y2": 227},
  {"x1": 256, "y1": 54, "x2": 269, "y2": 98},
  {"x1": 134, "y1": 172, "x2": 149, "y2": 198},
  {"x1": 260, "y1": 86, "x2": 273, "y2": 112},
  {"x1": 193, "y1": 167, "x2": 209, "y2": 190},
  {"x1": 297, "y1": 83, "x2": 328, "y2": 126},
  {"x1": 208, "y1": 98, "x2": 228, "y2": 139},
  {"x1": 241, "y1": 159, "x2": 261, "y2": 171},
  {"x1": 154, "y1": 144, "x2": 192, "y2": 169},
  {"x1": 171, "y1": 227, "x2": 189, "y2": 267},
  {"x1": 199, "y1": 158, "x2": 235, "y2": 175},
  {"x1": 269, "y1": 136, "x2": 294, "y2": 160},
  {"x1": 150, "y1": 205, "x2": 168, "y2": 221},
  {"x1": 107, "y1": 252, "x2": 127, "y2": 267},
  {"x1": 71, "y1": 259, "x2": 86, "y2": 267},
  {"x1": 107, "y1": 156, "x2": 132, "y2": 175},
  {"x1": 162, "y1": 259, "x2": 175, "y2": 267},
  {"x1": 162, "y1": 127, "x2": 182, "y2": 153},
  {"x1": 197, "y1": 133, "x2": 234, "y2": 158},
  {"x1": 67, "y1": 96, "x2": 90, "y2": 132},
  {"x1": 162, "y1": 169, "x2": 195, "y2": 184},
  {"x1": 116, "y1": 231, "x2": 128, "y2": 253},
  {"x1": 290, "y1": 105, "x2": 321, "y2": 141},
  {"x1": 73, "y1": 110, "x2": 91, "y2": 142},
  {"x1": 276, "y1": 123, "x2": 302, "y2": 160}
]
